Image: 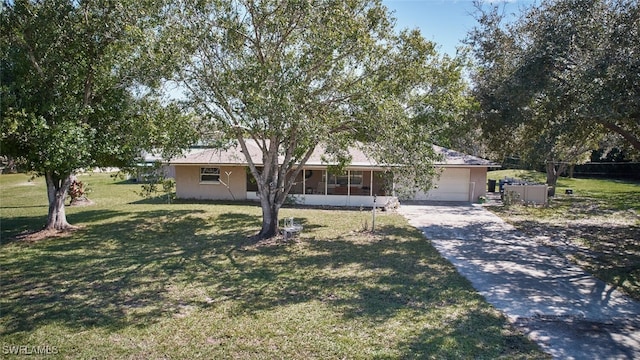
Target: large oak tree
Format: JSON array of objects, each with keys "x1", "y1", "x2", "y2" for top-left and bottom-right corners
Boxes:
[
  {"x1": 467, "y1": 0, "x2": 640, "y2": 192},
  {"x1": 168, "y1": 0, "x2": 469, "y2": 238},
  {"x1": 1, "y1": 0, "x2": 196, "y2": 231}
]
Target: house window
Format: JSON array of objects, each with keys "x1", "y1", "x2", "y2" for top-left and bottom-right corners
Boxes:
[{"x1": 200, "y1": 167, "x2": 220, "y2": 183}]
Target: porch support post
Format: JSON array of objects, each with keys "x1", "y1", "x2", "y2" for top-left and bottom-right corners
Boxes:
[
  {"x1": 324, "y1": 170, "x2": 328, "y2": 195},
  {"x1": 392, "y1": 173, "x2": 396, "y2": 196},
  {"x1": 347, "y1": 170, "x2": 351, "y2": 196},
  {"x1": 303, "y1": 169, "x2": 306, "y2": 194},
  {"x1": 370, "y1": 171, "x2": 374, "y2": 196}
]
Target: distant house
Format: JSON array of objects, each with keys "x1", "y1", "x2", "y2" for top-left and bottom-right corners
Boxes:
[
  {"x1": 134, "y1": 151, "x2": 175, "y2": 182},
  {"x1": 169, "y1": 141, "x2": 497, "y2": 206}
]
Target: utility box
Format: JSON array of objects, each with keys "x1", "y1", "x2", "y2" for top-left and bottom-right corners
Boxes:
[{"x1": 503, "y1": 184, "x2": 548, "y2": 205}]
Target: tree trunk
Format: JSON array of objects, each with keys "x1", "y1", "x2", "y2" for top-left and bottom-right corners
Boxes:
[
  {"x1": 545, "y1": 161, "x2": 559, "y2": 197},
  {"x1": 258, "y1": 196, "x2": 280, "y2": 239},
  {"x1": 237, "y1": 136, "x2": 313, "y2": 240},
  {"x1": 545, "y1": 161, "x2": 569, "y2": 198},
  {"x1": 45, "y1": 172, "x2": 73, "y2": 230}
]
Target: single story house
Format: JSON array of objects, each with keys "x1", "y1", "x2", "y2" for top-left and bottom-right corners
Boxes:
[{"x1": 169, "y1": 141, "x2": 497, "y2": 207}]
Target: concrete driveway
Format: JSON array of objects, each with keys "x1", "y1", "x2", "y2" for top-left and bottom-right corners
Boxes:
[{"x1": 398, "y1": 202, "x2": 640, "y2": 360}]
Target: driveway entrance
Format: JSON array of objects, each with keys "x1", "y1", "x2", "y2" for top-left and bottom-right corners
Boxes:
[{"x1": 399, "y1": 202, "x2": 640, "y2": 359}]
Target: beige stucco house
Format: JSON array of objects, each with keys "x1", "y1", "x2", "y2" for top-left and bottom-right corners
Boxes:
[{"x1": 169, "y1": 141, "x2": 497, "y2": 206}]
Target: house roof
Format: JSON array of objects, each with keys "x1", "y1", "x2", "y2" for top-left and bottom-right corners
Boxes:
[
  {"x1": 432, "y1": 145, "x2": 497, "y2": 166},
  {"x1": 169, "y1": 140, "x2": 498, "y2": 168}
]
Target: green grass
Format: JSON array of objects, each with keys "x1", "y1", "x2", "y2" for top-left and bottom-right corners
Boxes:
[
  {"x1": 0, "y1": 172, "x2": 546, "y2": 359},
  {"x1": 487, "y1": 169, "x2": 640, "y2": 300},
  {"x1": 488, "y1": 169, "x2": 640, "y2": 212}
]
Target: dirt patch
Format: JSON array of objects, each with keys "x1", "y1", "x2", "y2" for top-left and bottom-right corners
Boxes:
[
  {"x1": 241, "y1": 234, "x2": 301, "y2": 249},
  {"x1": 14, "y1": 226, "x2": 82, "y2": 243},
  {"x1": 69, "y1": 198, "x2": 95, "y2": 207}
]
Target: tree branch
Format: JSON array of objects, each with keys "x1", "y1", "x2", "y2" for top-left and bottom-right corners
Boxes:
[
  {"x1": 246, "y1": 0, "x2": 265, "y2": 64},
  {"x1": 598, "y1": 119, "x2": 640, "y2": 151}
]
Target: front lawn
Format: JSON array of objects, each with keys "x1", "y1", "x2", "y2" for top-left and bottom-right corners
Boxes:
[
  {"x1": 487, "y1": 170, "x2": 640, "y2": 300},
  {"x1": 0, "y1": 172, "x2": 547, "y2": 359}
]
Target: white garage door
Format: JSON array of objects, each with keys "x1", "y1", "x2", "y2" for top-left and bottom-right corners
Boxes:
[{"x1": 414, "y1": 168, "x2": 470, "y2": 201}]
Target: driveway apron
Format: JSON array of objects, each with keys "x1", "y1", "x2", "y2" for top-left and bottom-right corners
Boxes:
[{"x1": 398, "y1": 202, "x2": 640, "y2": 360}]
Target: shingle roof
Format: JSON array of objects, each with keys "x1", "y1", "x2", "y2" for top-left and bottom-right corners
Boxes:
[
  {"x1": 432, "y1": 145, "x2": 497, "y2": 166},
  {"x1": 169, "y1": 140, "x2": 497, "y2": 167}
]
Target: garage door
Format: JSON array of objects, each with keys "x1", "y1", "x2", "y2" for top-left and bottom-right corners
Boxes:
[{"x1": 414, "y1": 168, "x2": 470, "y2": 201}]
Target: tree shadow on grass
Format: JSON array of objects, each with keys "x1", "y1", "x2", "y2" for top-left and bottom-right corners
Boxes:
[
  {"x1": 188, "y1": 222, "x2": 541, "y2": 357},
  {"x1": 1, "y1": 210, "x2": 134, "y2": 244},
  {"x1": 511, "y1": 217, "x2": 640, "y2": 301},
  {"x1": 0, "y1": 208, "x2": 540, "y2": 357},
  {"x1": 395, "y1": 308, "x2": 545, "y2": 359},
  {"x1": 0, "y1": 215, "x2": 46, "y2": 242},
  {"x1": 0, "y1": 208, "x2": 222, "y2": 335},
  {"x1": 223, "y1": 224, "x2": 481, "y2": 316},
  {"x1": 69, "y1": 209, "x2": 126, "y2": 224},
  {"x1": 215, "y1": 212, "x2": 261, "y2": 234},
  {"x1": 2, "y1": 205, "x2": 331, "y2": 336}
]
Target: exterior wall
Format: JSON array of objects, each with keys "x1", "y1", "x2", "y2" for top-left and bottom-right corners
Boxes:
[
  {"x1": 175, "y1": 163, "x2": 490, "y2": 204},
  {"x1": 175, "y1": 165, "x2": 247, "y2": 200},
  {"x1": 469, "y1": 167, "x2": 488, "y2": 202}
]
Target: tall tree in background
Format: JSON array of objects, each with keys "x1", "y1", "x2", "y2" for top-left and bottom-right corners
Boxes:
[
  {"x1": 1, "y1": 0, "x2": 196, "y2": 231},
  {"x1": 467, "y1": 0, "x2": 640, "y2": 193},
  {"x1": 168, "y1": 0, "x2": 467, "y2": 238}
]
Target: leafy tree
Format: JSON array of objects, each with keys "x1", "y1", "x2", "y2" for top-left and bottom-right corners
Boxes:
[
  {"x1": 467, "y1": 0, "x2": 640, "y2": 193},
  {"x1": 0, "y1": 0, "x2": 196, "y2": 231},
  {"x1": 167, "y1": 0, "x2": 466, "y2": 238},
  {"x1": 415, "y1": 53, "x2": 482, "y2": 157}
]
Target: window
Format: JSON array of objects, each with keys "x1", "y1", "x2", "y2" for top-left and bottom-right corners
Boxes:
[{"x1": 200, "y1": 167, "x2": 220, "y2": 183}]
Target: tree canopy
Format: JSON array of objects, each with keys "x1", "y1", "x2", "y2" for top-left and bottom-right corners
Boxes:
[
  {"x1": 167, "y1": 0, "x2": 469, "y2": 238},
  {"x1": 467, "y1": 0, "x2": 640, "y2": 189},
  {"x1": 1, "y1": 0, "x2": 196, "y2": 230}
]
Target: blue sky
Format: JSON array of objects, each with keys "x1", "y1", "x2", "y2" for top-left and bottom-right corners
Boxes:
[{"x1": 382, "y1": 0, "x2": 537, "y2": 57}]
